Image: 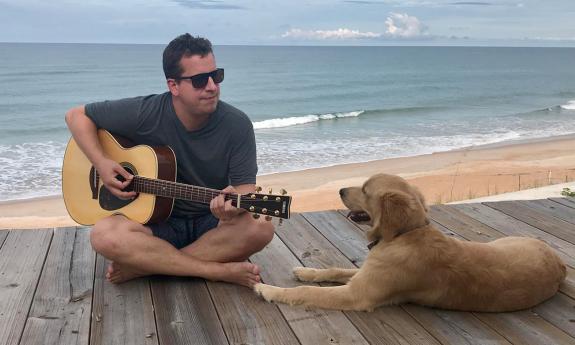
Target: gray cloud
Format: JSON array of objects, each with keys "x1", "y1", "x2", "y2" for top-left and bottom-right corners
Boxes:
[{"x1": 172, "y1": 0, "x2": 244, "y2": 10}]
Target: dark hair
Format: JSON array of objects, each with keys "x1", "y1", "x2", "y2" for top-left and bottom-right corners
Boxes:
[{"x1": 163, "y1": 33, "x2": 213, "y2": 79}]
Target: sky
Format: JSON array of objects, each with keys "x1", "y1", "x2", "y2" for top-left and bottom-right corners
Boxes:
[{"x1": 0, "y1": 0, "x2": 574, "y2": 46}]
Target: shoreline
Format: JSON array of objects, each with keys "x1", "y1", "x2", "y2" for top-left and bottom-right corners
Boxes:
[
  {"x1": 4, "y1": 132, "x2": 575, "y2": 205},
  {"x1": 1, "y1": 133, "x2": 574, "y2": 229}
]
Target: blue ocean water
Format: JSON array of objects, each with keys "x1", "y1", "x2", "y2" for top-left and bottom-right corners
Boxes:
[{"x1": 0, "y1": 43, "x2": 574, "y2": 201}]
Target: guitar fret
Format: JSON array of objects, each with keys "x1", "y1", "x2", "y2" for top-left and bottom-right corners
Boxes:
[{"x1": 132, "y1": 176, "x2": 235, "y2": 205}]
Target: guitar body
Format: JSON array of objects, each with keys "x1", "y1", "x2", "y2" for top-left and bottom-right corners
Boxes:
[{"x1": 62, "y1": 130, "x2": 176, "y2": 225}]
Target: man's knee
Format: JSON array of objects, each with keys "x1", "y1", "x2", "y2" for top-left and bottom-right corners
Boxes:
[
  {"x1": 242, "y1": 217, "x2": 275, "y2": 252},
  {"x1": 90, "y1": 216, "x2": 130, "y2": 257}
]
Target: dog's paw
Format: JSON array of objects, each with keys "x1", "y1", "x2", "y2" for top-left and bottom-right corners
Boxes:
[
  {"x1": 253, "y1": 283, "x2": 279, "y2": 303},
  {"x1": 293, "y1": 267, "x2": 318, "y2": 282}
]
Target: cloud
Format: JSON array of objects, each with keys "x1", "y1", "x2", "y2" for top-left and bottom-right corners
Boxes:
[
  {"x1": 450, "y1": 1, "x2": 493, "y2": 5},
  {"x1": 281, "y1": 12, "x2": 429, "y2": 41},
  {"x1": 343, "y1": 0, "x2": 386, "y2": 4},
  {"x1": 171, "y1": 0, "x2": 244, "y2": 10},
  {"x1": 281, "y1": 28, "x2": 381, "y2": 40},
  {"x1": 384, "y1": 12, "x2": 428, "y2": 38}
]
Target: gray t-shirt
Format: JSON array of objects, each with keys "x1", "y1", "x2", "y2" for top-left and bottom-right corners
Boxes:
[{"x1": 85, "y1": 92, "x2": 257, "y2": 218}]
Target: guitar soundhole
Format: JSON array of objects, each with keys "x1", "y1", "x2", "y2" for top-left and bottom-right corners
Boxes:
[{"x1": 98, "y1": 163, "x2": 138, "y2": 211}]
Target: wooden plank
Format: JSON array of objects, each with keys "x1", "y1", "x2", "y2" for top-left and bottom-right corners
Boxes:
[
  {"x1": 151, "y1": 277, "x2": 229, "y2": 345},
  {"x1": 401, "y1": 305, "x2": 513, "y2": 345},
  {"x1": 251, "y1": 224, "x2": 369, "y2": 345},
  {"x1": 429, "y1": 204, "x2": 575, "y2": 344},
  {"x1": 453, "y1": 203, "x2": 575, "y2": 268},
  {"x1": 520, "y1": 199, "x2": 575, "y2": 225},
  {"x1": 484, "y1": 201, "x2": 575, "y2": 244},
  {"x1": 0, "y1": 230, "x2": 8, "y2": 248},
  {"x1": 550, "y1": 197, "x2": 575, "y2": 209},
  {"x1": 301, "y1": 211, "x2": 369, "y2": 266},
  {"x1": 0, "y1": 229, "x2": 53, "y2": 345},
  {"x1": 304, "y1": 211, "x2": 512, "y2": 345},
  {"x1": 476, "y1": 310, "x2": 575, "y2": 345},
  {"x1": 428, "y1": 205, "x2": 504, "y2": 242},
  {"x1": 19, "y1": 227, "x2": 95, "y2": 345},
  {"x1": 532, "y1": 293, "x2": 575, "y2": 338},
  {"x1": 206, "y1": 281, "x2": 299, "y2": 345},
  {"x1": 90, "y1": 255, "x2": 158, "y2": 345}
]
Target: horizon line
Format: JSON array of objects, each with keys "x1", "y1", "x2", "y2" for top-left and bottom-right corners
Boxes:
[{"x1": 1, "y1": 41, "x2": 575, "y2": 49}]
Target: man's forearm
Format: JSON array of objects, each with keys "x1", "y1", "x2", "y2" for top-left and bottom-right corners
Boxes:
[{"x1": 65, "y1": 106, "x2": 106, "y2": 167}]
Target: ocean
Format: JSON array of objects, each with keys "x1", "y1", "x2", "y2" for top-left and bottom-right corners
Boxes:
[{"x1": 0, "y1": 43, "x2": 574, "y2": 201}]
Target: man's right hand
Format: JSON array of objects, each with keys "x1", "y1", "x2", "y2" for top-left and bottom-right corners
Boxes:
[{"x1": 95, "y1": 158, "x2": 137, "y2": 199}]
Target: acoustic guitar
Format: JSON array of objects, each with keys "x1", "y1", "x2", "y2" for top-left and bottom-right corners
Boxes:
[{"x1": 62, "y1": 129, "x2": 291, "y2": 225}]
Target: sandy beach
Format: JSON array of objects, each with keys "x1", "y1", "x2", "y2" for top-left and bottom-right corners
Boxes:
[{"x1": 1, "y1": 134, "x2": 574, "y2": 229}]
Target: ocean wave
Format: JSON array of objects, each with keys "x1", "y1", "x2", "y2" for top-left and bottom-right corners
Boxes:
[
  {"x1": 252, "y1": 106, "x2": 446, "y2": 130},
  {"x1": 0, "y1": 141, "x2": 65, "y2": 201},
  {"x1": 560, "y1": 100, "x2": 575, "y2": 110},
  {"x1": 253, "y1": 110, "x2": 364, "y2": 129}
]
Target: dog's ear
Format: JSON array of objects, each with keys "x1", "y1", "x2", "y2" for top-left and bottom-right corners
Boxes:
[
  {"x1": 371, "y1": 191, "x2": 426, "y2": 242},
  {"x1": 413, "y1": 187, "x2": 428, "y2": 212}
]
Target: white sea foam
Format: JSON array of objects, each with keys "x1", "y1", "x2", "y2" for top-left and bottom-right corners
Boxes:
[
  {"x1": 253, "y1": 110, "x2": 364, "y2": 130},
  {"x1": 0, "y1": 141, "x2": 66, "y2": 201},
  {"x1": 560, "y1": 100, "x2": 575, "y2": 110}
]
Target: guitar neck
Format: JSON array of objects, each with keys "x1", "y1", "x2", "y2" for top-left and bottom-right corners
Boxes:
[
  {"x1": 131, "y1": 176, "x2": 237, "y2": 205},
  {"x1": 117, "y1": 174, "x2": 291, "y2": 220}
]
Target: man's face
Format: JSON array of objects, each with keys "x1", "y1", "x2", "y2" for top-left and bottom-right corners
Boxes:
[{"x1": 171, "y1": 53, "x2": 220, "y2": 116}]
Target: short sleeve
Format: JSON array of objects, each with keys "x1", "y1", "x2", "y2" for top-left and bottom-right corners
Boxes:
[
  {"x1": 84, "y1": 97, "x2": 143, "y2": 138},
  {"x1": 228, "y1": 123, "x2": 258, "y2": 185}
]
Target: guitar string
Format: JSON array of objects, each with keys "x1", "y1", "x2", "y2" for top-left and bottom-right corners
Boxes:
[
  {"x1": 133, "y1": 176, "x2": 236, "y2": 204},
  {"x1": 95, "y1": 173, "x2": 286, "y2": 215}
]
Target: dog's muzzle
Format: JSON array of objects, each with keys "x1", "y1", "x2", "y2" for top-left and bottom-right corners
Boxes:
[{"x1": 346, "y1": 210, "x2": 371, "y2": 223}]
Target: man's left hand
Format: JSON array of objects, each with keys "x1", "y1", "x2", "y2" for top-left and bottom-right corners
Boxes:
[{"x1": 210, "y1": 185, "x2": 244, "y2": 222}]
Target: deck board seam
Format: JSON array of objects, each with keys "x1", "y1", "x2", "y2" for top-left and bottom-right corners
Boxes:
[
  {"x1": 87, "y1": 227, "x2": 97, "y2": 345},
  {"x1": 148, "y1": 278, "x2": 160, "y2": 345},
  {"x1": 16, "y1": 228, "x2": 55, "y2": 345},
  {"x1": 482, "y1": 201, "x2": 575, "y2": 245},
  {"x1": 549, "y1": 198, "x2": 575, "y2": 210},
  {"x1": 204, "y1": 276, "x2": 231, "y2": 345}
]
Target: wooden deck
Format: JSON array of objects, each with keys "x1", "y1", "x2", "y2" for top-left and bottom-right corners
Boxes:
[{"x1": 2, "y1": 198, "x2": 575, "y2": 345}]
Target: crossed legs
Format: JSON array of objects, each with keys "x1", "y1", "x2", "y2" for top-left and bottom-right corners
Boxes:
[{"x1": 90, "y1": 212, "x2": 274, "y2": 287}]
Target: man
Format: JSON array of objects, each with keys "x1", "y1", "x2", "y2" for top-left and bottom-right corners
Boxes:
[{"x1": 65, "y1": 34, "x2": 274, "y2": 287}]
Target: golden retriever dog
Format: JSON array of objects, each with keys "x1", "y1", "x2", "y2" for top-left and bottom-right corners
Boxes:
[{"x1": 254, "y1": 173, "x2": 566, "y2": 312}]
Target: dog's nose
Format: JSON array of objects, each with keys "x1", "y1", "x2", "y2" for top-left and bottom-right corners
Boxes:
[{"x1": 339, "y1": 188, "x2": 346, "y2": 197}]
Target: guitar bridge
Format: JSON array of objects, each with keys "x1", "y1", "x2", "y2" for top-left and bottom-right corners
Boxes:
[{"x1": 89, "y1": 167, "x2": 99, "y2": 200}]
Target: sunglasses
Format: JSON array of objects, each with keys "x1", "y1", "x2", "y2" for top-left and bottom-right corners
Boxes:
[{"x1": 175, "y1": 68, "x2": 224, "y2": 89}]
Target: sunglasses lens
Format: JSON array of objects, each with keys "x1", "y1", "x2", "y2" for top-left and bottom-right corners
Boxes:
[
  {"x1": 191, "y1": 74, "x2": 210, "y2": 88},
  {"x1": 213, "y1": 68, "x2": 224, "y2": 83},
  {"x1": 188, "y1": 69, "x2": 224, "y2": 88}
]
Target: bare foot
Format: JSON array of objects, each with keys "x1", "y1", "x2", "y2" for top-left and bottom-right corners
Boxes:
[
  {"x1": 106, "y1": 261, "x2": 148, "y2": 284},
  {"x1": 215, "y1": 262, "x2": 261, "y2": 288}
]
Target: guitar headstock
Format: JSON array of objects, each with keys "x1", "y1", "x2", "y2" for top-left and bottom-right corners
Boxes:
[{"x1": 237, "y1": 188, "x2": 291, "y2": 220}]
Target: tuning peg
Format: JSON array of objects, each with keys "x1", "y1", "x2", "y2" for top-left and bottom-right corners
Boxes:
[
  {"x1": 279, "y1": 219, "x2": 283, "y2": 226},
  {"x1": 280, "y1": 188, "x2": 287, "y2": 195},
  {"x1": 265, "y1": 215, "x2": 272, "y2": 221},
  {"x1": 253, "y1": 214, "x2": 260, "y2": 219},
  {"x1": 255, "y1": 186, "x2": 262, "y2": 192},
  {"x1": 268, "y1": 188, "x2": 273, "y2": 194}
]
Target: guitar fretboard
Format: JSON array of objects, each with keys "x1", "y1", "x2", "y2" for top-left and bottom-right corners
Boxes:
[{"x1": 131, "y1": 176, "x2": 238, "y2": 204}]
